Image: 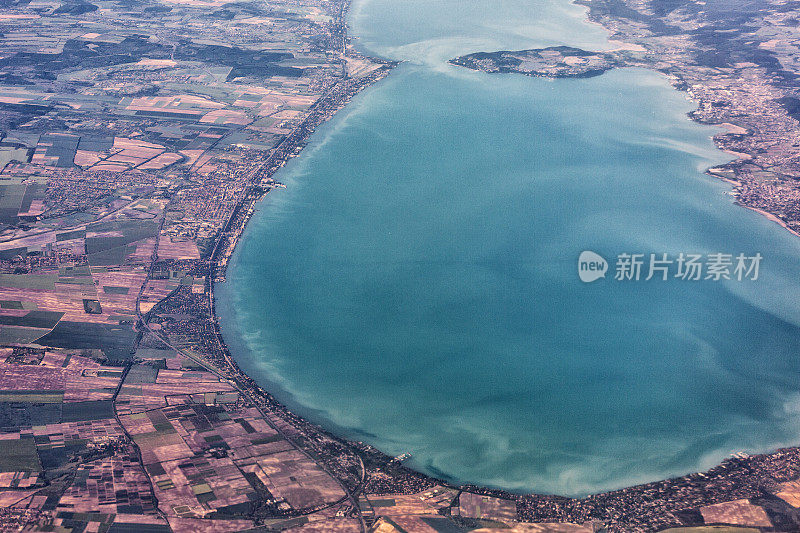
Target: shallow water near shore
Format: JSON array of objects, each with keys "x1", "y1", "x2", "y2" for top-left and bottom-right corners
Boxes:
[{"x1": 217, "y1": 0, "x2": 800, "y2": 496}]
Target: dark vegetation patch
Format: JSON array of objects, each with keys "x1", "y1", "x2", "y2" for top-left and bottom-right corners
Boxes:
[
  {"x1": 107, "y1": 524, "x2": 171, "y2": 533},
  {"x1": 36, "y1": 321, "x2": 136, "y2": 361},
  {"x1": 0, "y1": 36, "x2": 163, "y2": 72},
  {"x1": 0, "y1": 34, "x2": 298, "y2": 83},
  {"x1": 0, "y1": 247, "x2": 27, "y2": 260},
  {"x1": 61, "y1": 400, "x2": 114, "y2": 422},
  {"x1": 142, "y1": 4, "x2": 170, "y2": 12},
  {"x1": 0, "y1": 437, "x2": 40, "y2": 472},
  {"x1": 88, "y1": 245, "x2": 136, "y2": 266},
  {"x1": 250, "y1": 434, "x2": 283, "y2": 445},
  {"x1": 0, "y1": 402, "x2": 61, "y2": 426},
  {"x1": 86, "y1": 237, "x2": 132, "y2": 255},
  {"x1": 0, "y1": 310, "x2": 63, "y2": 328},
  {"x1": 208, "y1": 8, "x2": 235, "y2": 19},
  {"x1": 777, "y1": 96, "x2": 800, "y2": 121},
  {"x1": 125, "y1": 365, "x2": 158, "y2": 383},
  {"x1": 82, "y1": 299, "x2": 102, "y2": 314},
  {"x1": 0, "y1": 102, "x2": 52, "y2": 115},
  {"x1": 52, "y1": 2, "x2": 98, "y2": 14},
  {"x1": 38, "y1": 439, "x2": 86, "y2": 469},
  {"x1": 0, "y1": 182, "x2": 45, "y2": 225},
  {"x1": 102, "y1": 286, "x2": 129, "y2": 295},
  {"x1": 56, "y1": 229, "x2": 86, "y2": 241},
  {"x1": 180, "y1": 45, "x2": 303, "y2": 79},
  {"x1": 0, "y1": 74, "x2": 34, "y2": 85},
  {"x1": 220, "y1": 1, "x2": 263, "y2": 14}
]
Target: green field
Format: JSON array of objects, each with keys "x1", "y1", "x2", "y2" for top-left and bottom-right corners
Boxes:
[
  {"x1": 0, "y1": 438, "x2": 41, "y2": 472},
  {"x1": 0, "y1": 390, "x2": 64, "y2": 403},
  {"x1": 0, "y1": 326, "x2": 50, "y2": 344},
  {"x1": 0, "y1": 273, "x2": 58, "y2": 290}
]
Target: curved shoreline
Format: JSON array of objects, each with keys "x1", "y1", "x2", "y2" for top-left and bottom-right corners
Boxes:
[{"x1": 194, "y1": 1, "x2": 800, "y2": 531}]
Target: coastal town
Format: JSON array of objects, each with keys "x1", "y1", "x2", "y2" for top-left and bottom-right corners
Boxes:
[
  {"x1": 0, "y1": 0, "x2": 798, "y2": 530},
  {"x1": 451, "y1": 0, "x2": 800, "y2": 239}
]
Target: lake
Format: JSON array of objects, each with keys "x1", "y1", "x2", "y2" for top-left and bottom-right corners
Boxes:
[{"x1": 216, "y1": 0, "x2": 800, "y2": 496}]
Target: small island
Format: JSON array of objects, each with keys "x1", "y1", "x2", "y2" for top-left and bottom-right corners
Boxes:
[{"x1": 451, "y1": 45, "x2": 646, "y2": 78}]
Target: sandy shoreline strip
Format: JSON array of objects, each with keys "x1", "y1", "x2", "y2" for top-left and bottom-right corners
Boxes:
[{"x1": 716, "y1": 175, "x2": 800, "y2": 238}]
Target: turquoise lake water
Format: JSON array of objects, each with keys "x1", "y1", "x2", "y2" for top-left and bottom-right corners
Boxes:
[{"x1": 216, "y1": 0, "x2": 800, "y2": 495}]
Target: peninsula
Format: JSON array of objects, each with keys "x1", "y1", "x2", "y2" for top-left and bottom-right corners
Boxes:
[{"x1": 451, "y1": 0, "x2": 800, "y2": 236}]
